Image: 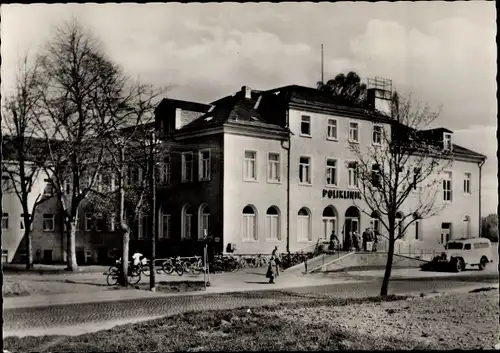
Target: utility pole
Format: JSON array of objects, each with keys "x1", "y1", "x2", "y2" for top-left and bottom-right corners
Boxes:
[{"x1": 149, "y1": 130, "x2": 156, "y2": 292}]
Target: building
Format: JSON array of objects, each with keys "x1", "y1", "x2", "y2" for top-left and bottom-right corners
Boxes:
[
  {"x1": 152, "y1": 83, "x2": 486, "y2": 256},
  {"x1": 1, "y1": 82, "x2": 487, "y2": 263}
]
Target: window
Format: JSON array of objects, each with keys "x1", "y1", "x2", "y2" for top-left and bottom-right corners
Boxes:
[
  {"x1": 242, "y1": 205, "x2": 257, "y2": 241},
  {"x1": 464, "y1": 243, "x2": 471, "y2": 250},
  {"x1": 64, "y1": 179, "x2": 71, "y2": 195},
  {"x1": 182, "y1": 152, "x2": 193, "y2": 182},
  {"x1": 297, "y1": 208, "x2": 311, "y2": 242},
  {"x1": 20, "y1": 214, "x2": 25, "y2": 230},
  {"x1": 347, "y1": 162, "x2": 359, "y2": 188},
  {"x1": 199, "y1": 204, "x2": 210, "y2": 240},
  {"x1": 95, "y1": 214, "x2": 105, "y2": 232},
  {"x1": 137, "y1": 215, "x2": 149, "y2": 240},
  {"x1": 199, "y1": 150, "x2": 211, "y2": 181},
  {"x1": 443, "y1": 171, "x2": 452, "y2": 202},
  {"x1": 43, "y1": 178, "x2": 53, "y2": 196},
  {"x1": 414, "y1": 219, "x2": 421, "y2": 240},
  {"x1": 160, "y1": 213, "x2": 172, "y2": 239},
  {"x1": 1, "y1": 213, "x2": 9, "y2": 229},
  {"x1": 372, "y1": 125, "x2": 383, "y2": 145},
  {"x1": 299, "y1": 156, "x2": 311, "y2": 184},
  {"x1": 109, "y1": 213, "x2": 116, "y2": 232},
  {"x1": 325, "y1": 159, "x2": 338, "y2": 187},
  {"x1": 159, "y1": 155, "x2": 171, "y2": 184},
  {"x1": 95, "y1": 174, "x2": 103, "y2": 193},
  {"x1": 464, "y1": 173, "x2": 471, "y2": 195},
  {"x1": 85, "y1": 213, "x2": 93, "y2": 231},
  {"x1": 349, "y1": 122, "x2": 359, "y2": 143},
  {"x1": 182, "y1": 205, "x2": 193, "y2": 239},
  {"x1": 395, "y1": 212, "x2": 404, "y2": 239},
  {"x1": 413, "y1": 167, "x2": 422, "y2": 192},
  {"x1": 327, "y1": 118, "x2": 338, "y2": 140},
  {"x1": 371, "y1": 164, "x2": 381, "y2": 188},
  {"x1": 42, "y1": 214, "x2": 55, "y2": 232},
  {"x1": 267, "y1": 153, "x2": 281, "y2": 182},
  {"x1": 300, "y1": 115, "x2": 311, "y2": 136},
  {"x1": 244, "y1": 150, "x2": 257, "y2": 181},
  {"x1": 443, "y1": 133, "x2": 452, "y2": 151},
  {"x1": 266, "y1": 206, "x2": 280, "y2": 241}
]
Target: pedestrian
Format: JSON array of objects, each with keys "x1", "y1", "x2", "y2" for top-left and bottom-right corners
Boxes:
[
  {"x1": 366, "y1": 227, "x2": 374, "y2": 252},
  {"x1": 353, "y1": 231, "x2": 361, "y2": 252},
  {"x1": 266, "y1": 255, "x2": 277, "y2": 284},
  {"x1": 131, "y1": 251, "x2": 143, "y2": 273},
  {"x1": 272, "y1": 246, "x2": 281, "y2": 277},
  {"x1": 207, "y1": 235, "x2": 215, "y2": 274},
  {"x1": 330, "y1": 230, "x2": 340, "y2": 251},
  {"x1": 362, "y1": 228, "x2": 370, "y2": 251},
  {"x1": 372, "y1": 230, "x2": 379, "y2": 252}
]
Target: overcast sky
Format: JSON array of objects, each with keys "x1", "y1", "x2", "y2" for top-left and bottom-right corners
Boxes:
[{"x1": 1, "y1": 2, "x2": 497, "y2": 214}]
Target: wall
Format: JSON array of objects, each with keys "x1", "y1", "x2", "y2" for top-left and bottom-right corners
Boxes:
[
  {"x1": 154, "y1": 133, "x2": 224, "y2": 257},
  {"x1": 223, "y1": 133, "x2": 288, "y2": 254}
]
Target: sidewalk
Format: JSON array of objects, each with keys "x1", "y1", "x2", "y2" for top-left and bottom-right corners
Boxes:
[{"x1": 3, "y1": 270, "x2": 364, "y2": 310}]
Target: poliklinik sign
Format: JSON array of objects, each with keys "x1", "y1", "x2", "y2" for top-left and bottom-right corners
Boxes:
[{"x1": 322, "y1": 189, "x2": 362, "y2": 200}]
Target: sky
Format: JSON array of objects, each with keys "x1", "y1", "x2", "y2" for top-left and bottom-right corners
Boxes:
[{"x1": 1, "y1": 2, "x2": 497, "y2": 214}]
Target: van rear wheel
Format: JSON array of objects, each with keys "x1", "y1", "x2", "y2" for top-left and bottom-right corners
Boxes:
[{"x1": 479, "y1": 257, "x2": 488, "y2": 271}]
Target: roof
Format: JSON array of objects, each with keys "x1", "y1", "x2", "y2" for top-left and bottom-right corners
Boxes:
[
  {"x1": 155, "y1": 98, "x2": 210, "y2": 114},
  {"x1": 178, "y1": 89, "x2": 287, "y2": 133},
  {"x1": 451, "y1": 144, "x2": 486, "y2": 160},
  {"x1": 1, "y1": 135, "x2": 55, "y2": 162}
]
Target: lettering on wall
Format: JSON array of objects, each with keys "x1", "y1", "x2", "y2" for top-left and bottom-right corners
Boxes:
[{"x1": 322, "y1": 189, "x2": 362, "y2": 200}]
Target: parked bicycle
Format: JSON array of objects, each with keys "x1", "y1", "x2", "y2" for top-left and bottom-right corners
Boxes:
[
  {"x1": 161, "y1": 256, "x2": 184, "y2": 276},
  {"x1": 181, "y1": 256, "x2": 205, "y2": 275},
  {"x1": 106, "y1": 260, "x2": 141, "y2": 286}
]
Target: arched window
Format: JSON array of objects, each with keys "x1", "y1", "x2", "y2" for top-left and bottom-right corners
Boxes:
[
  {"x1": 181, "y1": 205, "x2": 193, "y2": 240},
  {"x1": 297, "y1": 207, "x2": 312, "y2": 242},
  {"x1": 266, "y1": 206, "x2": 280, "y2": 241},
  {"x1": 242, "y1": 205, "x2": 257, "y2": 241},
  {"x1": 198, "y1": 204, "x2": 211, "y2": 240},
  {"x1": 322, "y1": 206, "x2": 337, "y2": 241},
  {"x1": 159, "y1": 206, "x2": 172, "y2": 239}
]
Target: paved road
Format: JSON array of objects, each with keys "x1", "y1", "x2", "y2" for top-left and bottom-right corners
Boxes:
[{"x1": 4, "y1": 272, "x2": 497, "y2": 338}]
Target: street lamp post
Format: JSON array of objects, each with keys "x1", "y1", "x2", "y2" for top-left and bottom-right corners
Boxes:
[{"x1": 149, "y1": 130, "x2": 157, "y2": 292}]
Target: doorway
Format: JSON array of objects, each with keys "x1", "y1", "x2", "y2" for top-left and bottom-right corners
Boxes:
[
  {"x1": 43, "y1": 250, "x2": 53, "y2": 264},
  {"x1": 441, "y1": 223, "x2": 452, "y2": 244},
  {"x1": 344, "y1": 206, "x2": 361, "y2": 250},
  {"x1": 322, "y1": 206, "x2": 338, "y2": 242}
]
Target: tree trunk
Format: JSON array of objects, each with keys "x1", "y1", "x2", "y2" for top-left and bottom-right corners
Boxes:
[
  {"x1": 66, "y1": 218, "x2": 79, "y2": 271},
  {"x1": 120, "y1": 227, "x2": 130, "y2": 286},
  {"x1": 381, "y1": 234, "x2": 395, "y2": 296},
  {"x1": 24, "y1": 227, "x2": 33, "y2": 269}
]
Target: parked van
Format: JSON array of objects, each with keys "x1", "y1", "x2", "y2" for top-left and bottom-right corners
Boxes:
[{"x1": 441, "y1": 238, "x2": 494, "y2": 272}]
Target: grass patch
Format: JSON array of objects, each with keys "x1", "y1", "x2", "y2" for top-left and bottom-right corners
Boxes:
[{"x1": 3, "y1": 295, "x2": 423, "y2": 352}]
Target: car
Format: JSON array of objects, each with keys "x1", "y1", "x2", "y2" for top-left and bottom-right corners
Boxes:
[{"x1": 434, "y1": 238, "x2": 494, "y2": 272}]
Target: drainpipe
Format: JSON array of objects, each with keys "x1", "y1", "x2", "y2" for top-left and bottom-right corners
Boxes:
[
  {"x1": 478, "y1": 158, "x2": 485, "y2": 237},
  {"x1": 281, "y1": 128, "x2": 292, "y2": 254}
]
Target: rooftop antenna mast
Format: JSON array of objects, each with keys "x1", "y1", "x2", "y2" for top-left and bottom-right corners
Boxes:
[{"x1": 321, "y1": 44, "x2": 324, "y2": 84}]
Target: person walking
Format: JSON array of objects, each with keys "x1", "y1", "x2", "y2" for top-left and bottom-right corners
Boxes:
[
  {"x1": 372, "y1": 229, "x2": 379, "y2": 252},
  {"x1": 271, "y1": 246, "x2": 281, "y2": 277},
  {"x1": 266, "y1": 255, "x2": 277, "y2": 284}
]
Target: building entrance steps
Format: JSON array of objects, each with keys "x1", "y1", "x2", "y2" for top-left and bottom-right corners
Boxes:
[
  {"x1": 310, "y1": 251, "x2": 429, "y2": 273},
  {"x1": 283, "y1": 251, "x2": 354, "y2": 274}
]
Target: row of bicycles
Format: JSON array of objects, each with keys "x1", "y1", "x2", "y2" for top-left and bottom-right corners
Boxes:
[{"x1": 105, "y1": 252, "x2": 316, "y2": 285}]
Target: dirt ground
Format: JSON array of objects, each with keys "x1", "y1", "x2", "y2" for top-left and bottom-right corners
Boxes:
[
  {"x1": 272, "y1": 289, "x2": 500, "y2": 350},
  {"x1": 4, "y1": 290, "x2": 499, "y2": 351}
]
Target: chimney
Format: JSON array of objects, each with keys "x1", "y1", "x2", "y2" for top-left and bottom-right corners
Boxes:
[
  {"x1": 367, "y1": 88, "x2": 392, "y2": 116},
  {"x1": 241, "y1": 86, "x2": 252, "y2": 99},
  {"x1": 175, "y1": 108, "x2": 183, "y2": 130}
]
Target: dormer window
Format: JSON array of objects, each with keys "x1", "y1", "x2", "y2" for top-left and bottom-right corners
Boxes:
[{"x1": 443, "y1": 133, "x2": 452, "y2": 151}]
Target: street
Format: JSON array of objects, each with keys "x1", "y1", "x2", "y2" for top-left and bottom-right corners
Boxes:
[{"x1": 4, "y1": 269, "x2": 498, "y2": 338}]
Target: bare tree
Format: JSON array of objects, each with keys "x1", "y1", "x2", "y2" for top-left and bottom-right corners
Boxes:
[
  {"x1": 34, "y1": 19, "x2": 123, "y2": 271},
  {"x1": 348, "y1": 93, "x2": 452, "y2": 296},
  {"x1": 1, "y1": 53, "x2": 50, "y2": 269}
]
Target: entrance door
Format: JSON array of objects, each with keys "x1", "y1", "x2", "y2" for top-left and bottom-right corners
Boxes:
[
  {"x1": 322, "y1": 218, "x2": 336, "y2": 241},
  {"x1": 43, "y1": 250, "x2": 53, "y2": 264},
  {"x1": 344, "y1": 218, "x2": 359, "y2": 248}
]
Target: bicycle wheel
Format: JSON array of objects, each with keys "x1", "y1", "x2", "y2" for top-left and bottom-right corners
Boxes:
[
  {"x1": 162, "y1": 261, "x2": 174, "y2": 275},
  {"x1": 141, "y1": 264, "x2": 151, "y2": 277},
  {"x1": 175, "y1": 263, "x2": 184, "y2": 276},
  {"x1": 106, "y1": 270, "x2": 119, "y2": 286},
  {"x1": 182, "y1": 261, "x2": 191, "y2": 274},
  {"x1": 128, "y1": 270, "x2": 141, "y2": 285}
]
